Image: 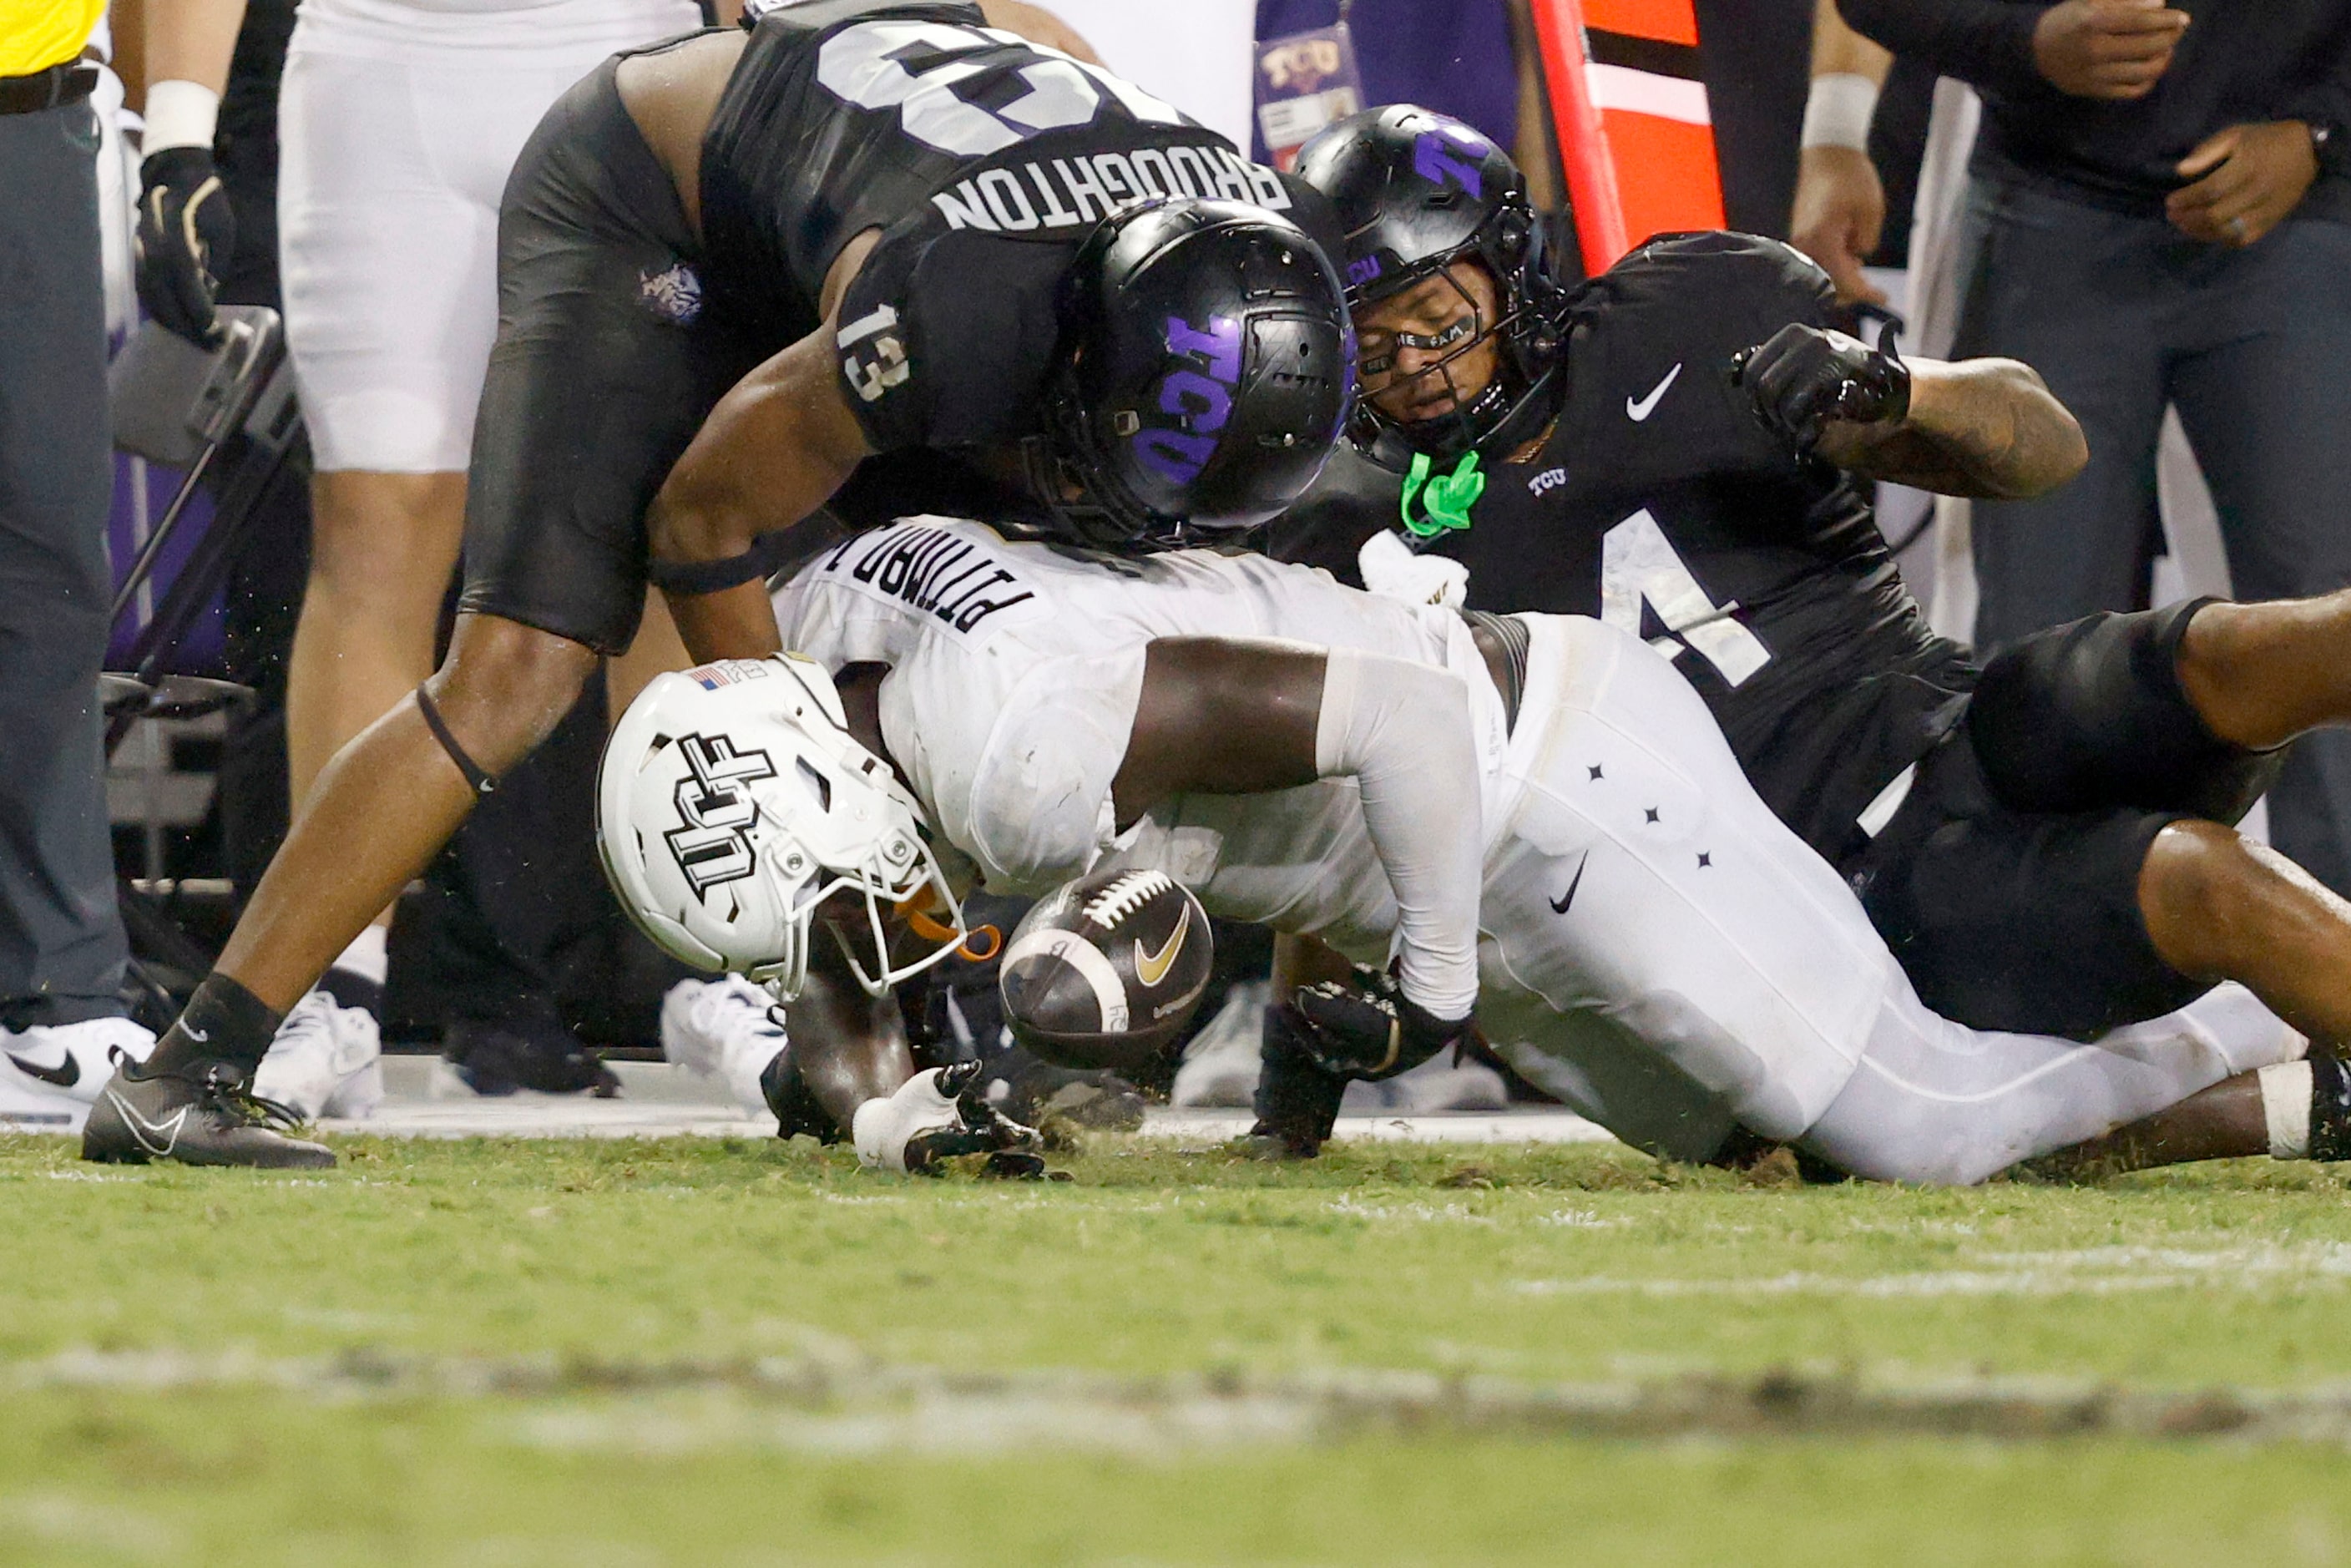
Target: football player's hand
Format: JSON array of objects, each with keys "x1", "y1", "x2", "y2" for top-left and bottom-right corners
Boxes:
[
  {"x1": 1358, "y1": 529, "x2": 1469, "y2": 609},
  {"x1": 2030, "y1": 0, "x2": 2186, "y2": 101},
  {"x1": 1789, "y1": 145, "x2": 1888, "y2": 307},
  {"x1": 2167, "y1": 122, "x2": 2319, "y2": 248},
  {"x1": 852, "y1": 1062, "x2": 1053, "y2": 1176},
  {"x1": 134, "y1": 146, "x2": 235, "y2": 346},
  {"x1": 1732, "y1": 323, "x2": 1911, "y2": 452},
  {"x1": 1245, "y1": 969, "x2": 1473, "y2": 1158}
]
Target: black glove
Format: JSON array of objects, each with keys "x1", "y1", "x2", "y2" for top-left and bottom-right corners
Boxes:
[
  {"x1": 902, "y1": 1060, "x2": 1061, "y2": 1179},
  {"x1": 1245, "y1": 968, "x2": 1474, "y2": 1159},
  {"x1": 134, "y1": 147, "x2": 235, "y2": 345},
  {"x1": 1729, "y1": 322, "x2": 1909, "y2": 453}
]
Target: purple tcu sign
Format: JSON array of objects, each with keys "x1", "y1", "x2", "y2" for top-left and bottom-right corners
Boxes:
[{"x1": 1134, "y1": 314, "x2": 1243, "y2": 485}]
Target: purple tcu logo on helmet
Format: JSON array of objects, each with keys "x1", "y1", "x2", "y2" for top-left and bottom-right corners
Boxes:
[
  {"x1": 1347, "y1": 254, "x2": 1384, "y2": 287},
  {"x1": 1413, "y1": 124, "x2": 1491, "y2": 195},
  {"x1": 1134, "y1": 315, "x2": 1242, "y2": 485}
]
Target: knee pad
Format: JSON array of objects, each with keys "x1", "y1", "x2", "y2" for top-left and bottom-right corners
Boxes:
[{"x1": 1967, "y1": 599, "x2": 2281, "y2": 821}]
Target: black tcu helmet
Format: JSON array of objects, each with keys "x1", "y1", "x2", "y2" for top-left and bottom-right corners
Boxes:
[
  {"x1": 1034, "y1": 198, "x2": 1352, "y2": 551},
  {"x1": 1292, "y1": 106, "x2": 1569, "y2": 472}
]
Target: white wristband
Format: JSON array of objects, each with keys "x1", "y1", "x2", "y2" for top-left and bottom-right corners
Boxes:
[
  {"x1": 143, "y1": 79, "x2": 220, "y2": 156},
  {"x1": 1801, "y1": 72, "x2": 1879, "y2": 153}
]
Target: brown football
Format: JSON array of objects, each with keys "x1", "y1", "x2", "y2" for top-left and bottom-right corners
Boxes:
[{"x1": 998, "y1": 867, "x2": 1213, "y2": 1075}]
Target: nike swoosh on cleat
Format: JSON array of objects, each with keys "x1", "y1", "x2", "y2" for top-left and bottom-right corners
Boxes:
[
  {"x1": 6, "y1": 1050, "x2": 78, "y2": 1089},
  {"x1": 183, "y1": 1025, "x2": 210, "y2": 1043},
  {"x1": 1550, "y1": 852, "x2": 1591, "y2": 916},
  {"x1": 1625, "y1": 362, "x2": 1683, "y2": 422},
  {"x1": 1135, "y1": 903, "x2": 1192, "y2": 989},
  {"x1": 103, "y1": 1088, "x2": 190, "y2": 1157}
]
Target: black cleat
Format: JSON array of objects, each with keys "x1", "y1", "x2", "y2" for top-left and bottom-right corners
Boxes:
[
  {"x1": 443, "y1": 1013, "x2": 619, "y2": 1097},
  {"x1": 82, "y1": 1055, "x2": 334, "y2": 1168}
]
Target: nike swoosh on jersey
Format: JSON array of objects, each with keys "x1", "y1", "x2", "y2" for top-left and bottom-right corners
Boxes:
[
  {"x1": 184, "y1": 1025, "x2": 210, "y2": 1043},
  {"x1": 1135, "y1": 903, "x2": 1192, "y2": 989},
  {"x1": 5, "y1": 1050, "x2": 78, "y2": 1089},
  {"x1": 103, "y1": 1089, "x2": 190, "y2": 1157},
  {"x1": 1549, "y1": 853, "x2": 1590, "y2": 916},
  {"x1": 1625, "y1": 362, "x2": 1683, "y2": 422}
]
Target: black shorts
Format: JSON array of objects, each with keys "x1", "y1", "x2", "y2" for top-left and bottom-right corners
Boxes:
[
  {"x1": 1848, "y1": 600, "x2": 2284, "y2": 1039},
  {"x1": 456, "y1": 51, "x2": 770, "y2": 656}
]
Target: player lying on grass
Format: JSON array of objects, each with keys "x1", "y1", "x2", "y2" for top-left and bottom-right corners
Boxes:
[
  {"x1": 1275, "y1": 108, "x2": 2351, "y2": 1167},
  {"x1": 602, "y1": 517, "x2": 2320, "y2": 1184},
  {"x1": 81, "y1": 2, "x2": 1352, "y2": 1167}
]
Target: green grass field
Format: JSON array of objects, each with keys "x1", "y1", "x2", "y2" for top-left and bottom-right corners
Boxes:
[{"x1": 8, "y1": 1130, "x2": 2351, "y2": 1565}]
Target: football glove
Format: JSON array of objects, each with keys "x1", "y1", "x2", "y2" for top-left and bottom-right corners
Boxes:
[
  {"x1": 134, "y1": 147, "x2": 235, "y2": 346},
  {"x1": 852, "y1": 1060, "x2": 1054, "y2": 1178},
  {"x1": 1245, "y1": 968, "x2": 1474, "y2": 1159},
  {"x1": 1730, "y1": 321, "x2": 1909, "y2": 453}
]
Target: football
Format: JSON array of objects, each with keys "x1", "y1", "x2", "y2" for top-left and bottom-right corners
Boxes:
[{"x1": 998, "y1": 868, "x2": 1214, "y2": 1075}]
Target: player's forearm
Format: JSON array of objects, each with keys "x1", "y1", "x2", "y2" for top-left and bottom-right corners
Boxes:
[
  {"x1": 1813, "y1": 0, "x2": 1891, "y2": 85},
  {"x1": 1825, "y1": 356, "x2": 2087, "y2": 499},
  {"x1": 144, "y1": 0, "x2": 245, "y2": 95}
]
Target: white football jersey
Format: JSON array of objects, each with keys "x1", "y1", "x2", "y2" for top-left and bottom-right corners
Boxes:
[{"x1": 771, "y1": 518, "x2": 1510, "y2": 966}]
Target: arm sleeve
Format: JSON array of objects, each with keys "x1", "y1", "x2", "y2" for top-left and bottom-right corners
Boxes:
[
  {"x1": 1835, "y1": 0, "x2": 2047, "y2": 99},
  {"x1": 948, "y1": 648, "x2": 1150, "y2": 893},
  {"x1": 1315, "y1": 647, "x2": 1484, "y2": 1020}
]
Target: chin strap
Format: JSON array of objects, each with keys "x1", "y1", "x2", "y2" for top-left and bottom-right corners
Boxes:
[{"x1": 1399, "y1": 452, "x2": 1486, "y2": 538}]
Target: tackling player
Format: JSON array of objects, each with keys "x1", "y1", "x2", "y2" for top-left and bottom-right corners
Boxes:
[
  {"x1": 1281, "y1": 109, "x2": 2351, "y2": 1150},
  {"x1": 599, "y1": 518, "x2": 2328, "y2": 1184},
  {"x1": 80, "y1": 1, "x2": 1352, "y2": 1166}
]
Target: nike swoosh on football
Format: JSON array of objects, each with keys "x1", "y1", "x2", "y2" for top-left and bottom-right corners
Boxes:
[
  {"x1": 103, "y1": 1089, "x2": 190, "y2": 1157},
  {"x1": 1135, "y1": 903, "x2": 1191, "y2": 989},
  {"x1": 5, "y1": 1050, "x2": 78, "y2": 1089},
  {"x1": 1550, "y1": 852, "x2": 1591, "y2": 916},
  {"x1": 1625, "y1": 362, "x2": 1683, "y2": 422}
]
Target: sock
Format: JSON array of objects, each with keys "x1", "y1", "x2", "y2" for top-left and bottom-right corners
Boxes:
[
  {"x1": 2261, "y1": 1060, "x2": 2313, "y2": 1159},
  {"x1": 147, "y1": 974, "x2": 285, "y2": 1077},
  {"x1": 320, "y1": 926, "x2": 388, "y2": 1019}
]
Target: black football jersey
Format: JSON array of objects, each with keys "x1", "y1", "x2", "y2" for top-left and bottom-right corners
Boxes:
[
  {"x1": 1306, "y1": 232, "x2": 1978, "y2": 865},
  {"x1": 698, "y1": 0, "x2": 1305, "y2": 458}
]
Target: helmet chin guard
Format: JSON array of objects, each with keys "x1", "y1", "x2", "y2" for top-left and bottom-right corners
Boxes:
[{"x1": 597, "y1": 655, "x2": 968, "y2": 1001}]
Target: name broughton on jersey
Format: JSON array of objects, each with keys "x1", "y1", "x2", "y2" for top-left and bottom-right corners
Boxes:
[
  {"x1": 811, "y1": 524, "x2": 1047, "y2": 637},
  {"x1": 929, "y1": 143, "x2": 1292, "y2": 235}
]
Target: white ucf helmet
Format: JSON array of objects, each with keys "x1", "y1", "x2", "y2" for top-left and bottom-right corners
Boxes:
[{"x1": 597, "y1": 655, "x2": 968, "y2": 1000}]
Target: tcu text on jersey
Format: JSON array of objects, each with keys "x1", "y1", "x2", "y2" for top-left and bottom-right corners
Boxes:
[
  {"x1": 814, "y1": 523, "x2": 1044, "y2": 636},
  {"x1": 813, "y1": 18, "x2": 1288, "y2": 234}
]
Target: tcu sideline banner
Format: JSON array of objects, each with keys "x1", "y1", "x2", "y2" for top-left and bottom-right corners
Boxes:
[{"x1": 1529, "y1": 0, "x2": 1727, "y2": 275}]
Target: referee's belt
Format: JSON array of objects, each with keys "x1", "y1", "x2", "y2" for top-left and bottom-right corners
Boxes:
[{"x1": 0, "y1": 61, "x2": 99, "y2": 117}]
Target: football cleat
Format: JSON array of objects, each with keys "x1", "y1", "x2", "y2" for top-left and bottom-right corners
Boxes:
[
  {"x1": 82, "y1": 1053, "x2": 334, "y2": 1167},
  {"x1": 1, "y1": 1016, "x2": 156, "y2": 1131},
  {"x1": 442, "y1": 1008, "x2": 619, "y2": 1097},
  {"x1": 251, "y1": 990, "x2": 382, "y2": 1122},
  {"x1": 1169, "y1": 980, "x2": 1273, "y2": 1109},
  {"x1": 660, "y1": 977, "x2": 790, "y2": 1115}
]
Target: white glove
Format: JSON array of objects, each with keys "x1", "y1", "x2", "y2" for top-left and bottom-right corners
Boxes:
[{"x1": 1358, "y1": 529, "x2": 1469, "y2": 610}]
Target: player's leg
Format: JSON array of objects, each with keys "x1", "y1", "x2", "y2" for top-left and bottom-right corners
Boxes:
[
  {"x1": 1797, "y1": 978, "x2": 2306, "y2": 1185},
  {"x1": 1958, "y1": 602, "x2": 2351, "y2": 1042}
]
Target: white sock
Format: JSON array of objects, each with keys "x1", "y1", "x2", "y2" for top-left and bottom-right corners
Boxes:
[
  {"x1": 2260, "y1": 1060, "x2": 2313, "y2": 1160},
  {"x1": 330, "y1": 925, "x2": 389, "y2": 986}
]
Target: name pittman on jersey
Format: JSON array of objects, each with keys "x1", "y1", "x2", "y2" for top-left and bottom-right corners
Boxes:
[
  {"x1": 814, "y1": 524, "x2": 1039, "y2": 635},
  {"x1": 930, "y1": 144, "x2": 1292, "y2": 235}
]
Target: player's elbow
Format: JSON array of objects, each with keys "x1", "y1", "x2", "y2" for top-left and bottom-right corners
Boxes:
[{"x1": 1984, "y1": 359, "x2": 2088, "y2": 499}]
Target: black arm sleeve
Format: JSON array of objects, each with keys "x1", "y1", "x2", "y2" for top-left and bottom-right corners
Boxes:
[
  {"x1": 2279, "y1": 33, "x2": 2351, "y2": 140},
  {"x1": 1836, "y1": 0, "x2": 2048, "y2": 100}
]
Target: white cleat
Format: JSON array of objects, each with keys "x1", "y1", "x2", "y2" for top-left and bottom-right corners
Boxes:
[
  {"x1": 1170, "y1": 980, "x2": 1271, "y2": 1110},
  {"x1": 660, "y1": 977, "x2": 789, "y2": 1115},
  {"x1": 0, "y1": 1016, "x2": 157, "y2": 1132},
  {"x1": 252, "y1": 991, "x2": 383, "y2": 1122}
]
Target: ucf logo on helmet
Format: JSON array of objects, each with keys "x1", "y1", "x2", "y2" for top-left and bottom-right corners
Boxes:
[{"x1": 665, "y1": 733, "x2": 778, "y2": 897}]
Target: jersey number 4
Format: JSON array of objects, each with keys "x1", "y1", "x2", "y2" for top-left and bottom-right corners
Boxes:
[
  {"x1": 1600, "y1": 509, "x2": 1771, "y2": 687},
  {"x1": 819, "y1": 20, "x2": 1185, "y2": 159}
]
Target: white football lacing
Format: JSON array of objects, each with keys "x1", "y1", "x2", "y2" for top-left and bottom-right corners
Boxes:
[{"x1": 1082, "y1": 869, "x2": 1176, "y2": 929}]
